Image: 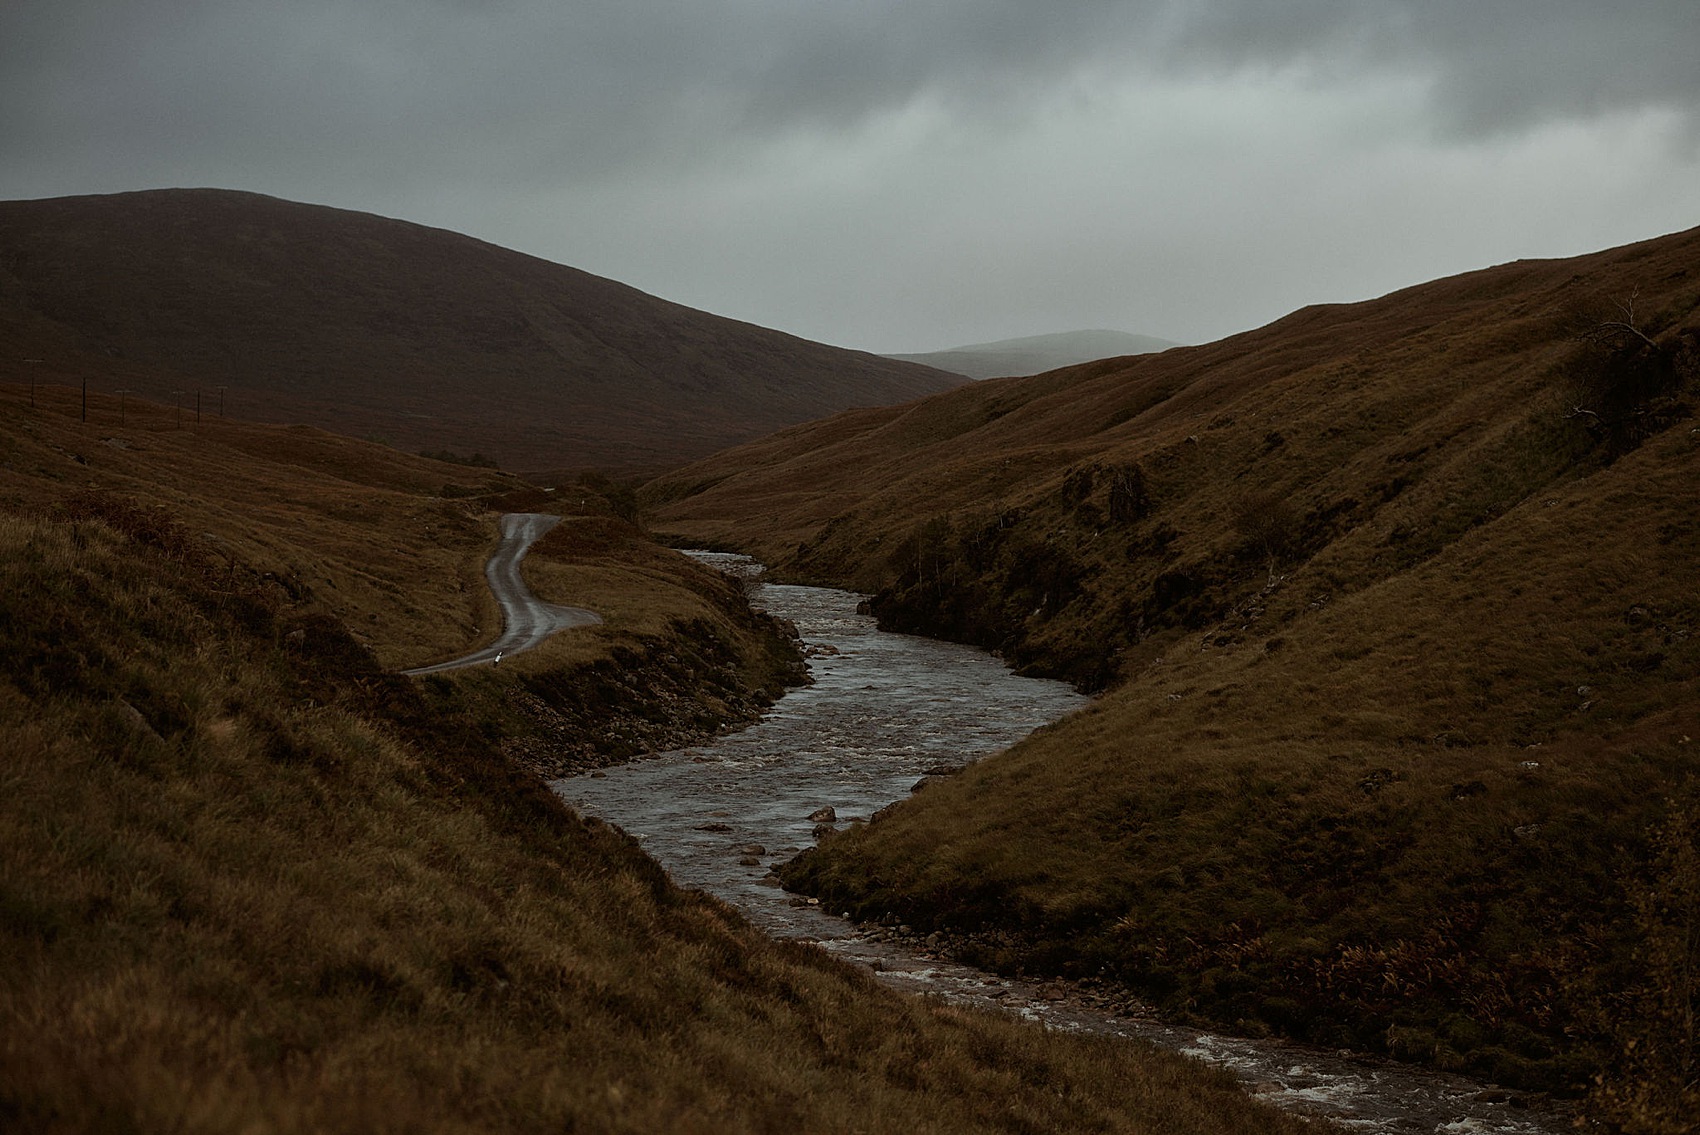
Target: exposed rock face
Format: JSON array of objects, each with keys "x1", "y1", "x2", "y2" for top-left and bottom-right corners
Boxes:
[{"x1": 482, "y1": 619, "x2": 807, "y2": 781}]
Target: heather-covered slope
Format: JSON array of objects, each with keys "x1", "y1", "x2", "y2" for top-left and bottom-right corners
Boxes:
[
  {"x1": 0, "y1": 189, "x2": 963, "y2": 473},
  {"x1": 0, "y1": 380, "x2": 806, "y2": 765},
  {"x1": 646, "y1": 226, "x2": 1700, "y2": 1121},
  {"x1": 0, "y1": 509, "x2": 1310, "y2": 1135},
  {"x1": 0, "y1": 387, "x2": 1310, "y2": 1134}
]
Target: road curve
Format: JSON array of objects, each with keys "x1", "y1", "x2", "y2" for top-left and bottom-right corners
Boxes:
[{"x1": 402, "y1": 512, "x2": 601, "y2": 676}]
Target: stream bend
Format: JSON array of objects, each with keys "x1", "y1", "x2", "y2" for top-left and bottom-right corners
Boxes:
[{"x1": 557, "y1": 554, "x2": 1571, "y2": 1134}]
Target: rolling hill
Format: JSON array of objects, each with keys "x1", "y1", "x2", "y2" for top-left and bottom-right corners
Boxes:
[
  {"x1": 885, "y1": 328, "x2": 1180, "y2": 379},
  {"x1": 0, "y1": 189, "x2": 964, "y2": 474},
  {"x1": 645, "y1": 225, "x2": 1700, "y2": 1123}
]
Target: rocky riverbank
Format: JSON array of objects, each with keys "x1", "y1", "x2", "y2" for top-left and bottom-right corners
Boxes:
[{"x1": 493, "y1": 613, "x2": 809, "y2": 779}]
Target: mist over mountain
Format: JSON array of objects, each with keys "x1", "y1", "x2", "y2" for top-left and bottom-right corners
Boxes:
[
  {"x1": 884, "y1": 329, "x2": 1180, "y2": 379},
  {"x1": 0, "y1": 189, "x2": 964, "y2": 473}
]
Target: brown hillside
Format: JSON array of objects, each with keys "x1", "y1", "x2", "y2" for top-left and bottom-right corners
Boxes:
[
  {"x1": 0, "y1": 387, "x2": 1320, "y2": 1134},
  {"x1": 0, "y1": 189, "x2": 963, "y2": 474},
  {"x1": 647, "y1": 227, "x2": 1700, "y2": 1120},
  {"x1": 648, "y1": 226, "x2": 1700, "y2": 589}
]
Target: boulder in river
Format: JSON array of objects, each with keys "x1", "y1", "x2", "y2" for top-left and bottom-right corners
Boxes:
[{"x1": 808, "y1": 806, "x2": 836, "y2": 822}]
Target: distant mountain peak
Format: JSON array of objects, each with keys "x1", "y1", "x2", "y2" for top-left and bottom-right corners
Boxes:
[{"x1": 883, "y1": 329, "x2": 1179, "y2": 379}]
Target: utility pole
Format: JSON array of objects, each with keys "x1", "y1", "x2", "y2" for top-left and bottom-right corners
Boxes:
[
  {"x1": 81, "y1": 376, "x2": 87, "y2": 423},
  {"x1": 173, "y1": 390, "x2": 185, "y2": 429},
  {"x1": 195, "y1": 388, "x2": 202, "y2": 428},
  {"x1": 216, "y1": 384, "x2": 227, "y2": 417},
  {"x1": 24, "y1": 359, "x2": 42, "y2": 408},
  {"x1": 117, "y1": 389, "x2": 131, "y2": 425}
]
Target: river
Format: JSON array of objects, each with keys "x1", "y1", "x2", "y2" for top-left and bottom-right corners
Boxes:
[{"x1": 554, "y1": 554, "x2": 1572, "y2": 1134}]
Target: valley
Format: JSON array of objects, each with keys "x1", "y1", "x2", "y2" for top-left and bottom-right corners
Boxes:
[
  {"x1": 8, "y1": 1, "x2": 1695, "y2": 1130},
  {"x1": 3, "y1": 211, "x2": 1697, "y2": 1132},
  {"x1": 648, "y1": 225, "x2": 1700, "y2": 1126},
  {"x1": 559, "y1": 561, "x2": 1570, "y2": 1133},
  {"x1": 0, "y1": 381, "x2": 1314, "y2": 1133}
]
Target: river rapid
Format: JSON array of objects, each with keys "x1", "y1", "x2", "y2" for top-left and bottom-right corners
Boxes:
[{"x1": 554, "y1": 554, "x2": 1572, "y2": 1134}]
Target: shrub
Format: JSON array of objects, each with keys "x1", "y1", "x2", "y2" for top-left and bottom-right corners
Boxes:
[{"x1": 1229, "y1": 489, "x2": 1298, "y2": 572}]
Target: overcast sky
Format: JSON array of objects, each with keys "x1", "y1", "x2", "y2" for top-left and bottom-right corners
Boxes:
[{"x1": 3, "y1": 2, "x2": 1697, "y2": 352}]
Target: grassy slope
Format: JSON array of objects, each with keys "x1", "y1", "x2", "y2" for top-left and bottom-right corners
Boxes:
[
  {"x1": 645, "y1": 228, "x2": 1700, "y2": 1116},
  {"x1": 0, "y1": 188, "x2": 964, "y2": 473},
  {"x1": 0, "y1": 382, "x2": 786, "y2": 672},
  {"x1": 0, "y1": 389, "x2": 1313, "y2": 1133},
  {"x1": 0, "y1": 381, "x2": 813, "y2": 776}
]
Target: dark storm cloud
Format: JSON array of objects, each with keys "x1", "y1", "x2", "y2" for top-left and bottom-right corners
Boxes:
[
  {"x1": 2, "y1": 1, "x2": 1694, "y2": 351},
  {"x1": 1158, "y1": 1, "x2": 1700, "y2": 137},
  {"x1": 0, "y1": 0, "x2": 756, "y2": 189},
  {"x1": 4, "y1": 1, "x2": 1696, "y2": 200}
]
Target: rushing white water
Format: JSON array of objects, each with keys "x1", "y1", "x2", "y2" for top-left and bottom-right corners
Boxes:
[{"x1": 554, "y1": 554, "x2": 1573, "y2": 1134}]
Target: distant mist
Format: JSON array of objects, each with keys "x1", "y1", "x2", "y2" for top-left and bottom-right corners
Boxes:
[{"x1": 884, "y1": 329, "x2": 1180, "y2": 380}]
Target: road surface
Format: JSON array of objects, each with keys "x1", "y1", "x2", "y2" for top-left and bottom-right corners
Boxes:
[{"x1": 402, "y1": 512, "x2": 601, "y2": 676}]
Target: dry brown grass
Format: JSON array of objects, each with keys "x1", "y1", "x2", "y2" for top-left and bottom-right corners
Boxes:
[
  {"x1": 0, "y1": 381, "x2": 785, "y2": 678},
  {"x1": 1, "y1": 380, "x2": 509, "y2": 667},
  {"x1": 0, "y1": 378, "x2": 815, "y2": 781},
  {"x1": 0, "y1": 504, "x2": 1318, "y2": 1134},
  {"x1": 647, "y1": 225, "x2": 1700, "y2": 1111}
]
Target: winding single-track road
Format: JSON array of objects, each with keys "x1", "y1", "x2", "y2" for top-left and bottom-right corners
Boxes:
[{"x1": 402, "y1": 512, "x2": 601, "y2": 676}]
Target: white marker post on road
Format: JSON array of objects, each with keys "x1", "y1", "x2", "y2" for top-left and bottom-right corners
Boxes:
[{"x1": 402, "y1": 513, "x2": 600, "y2": 676}]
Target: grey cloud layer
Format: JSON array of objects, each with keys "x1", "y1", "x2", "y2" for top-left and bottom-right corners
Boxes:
[
  {"x1": 5, "y1": 1, "x2": 1697, "y2": 195},
  {"x1": 1162, "y1": 0, "x2": 1700, "y2": 135},
  {"x1": 3, "y1": 0, "x2": 1694, "y2": 353}
]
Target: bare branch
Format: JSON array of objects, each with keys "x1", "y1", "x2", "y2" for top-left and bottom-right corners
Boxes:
[
  {"x1": 1586, "y1": 320, "x2": 1660, "y2": 351},
  {"x1": 1579, "y1": 288, "x2": 1660, "y2": 350}
]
